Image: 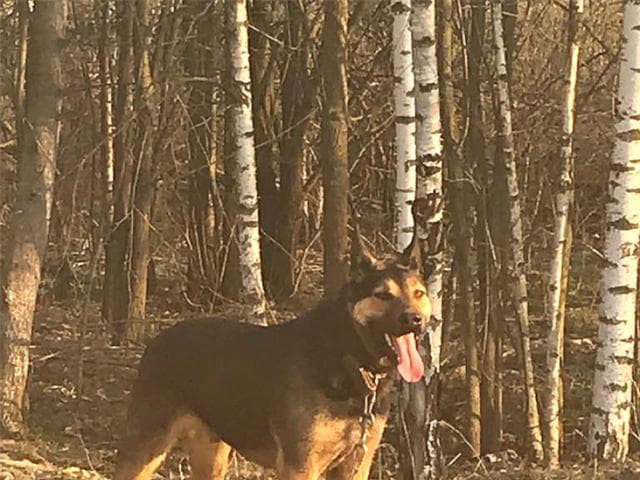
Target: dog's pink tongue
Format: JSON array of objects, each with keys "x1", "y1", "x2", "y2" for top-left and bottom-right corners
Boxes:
[{"x1": 393, "y1": 333, "x2": 424, "y2": 383}]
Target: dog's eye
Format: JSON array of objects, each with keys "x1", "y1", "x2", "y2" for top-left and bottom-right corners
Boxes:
[
  {"x1": 374, "y1": 291, "x2": 395, "y2": 301},
  {"x1": 414, "y1": 290, "x2": 426, "y2": 299}
]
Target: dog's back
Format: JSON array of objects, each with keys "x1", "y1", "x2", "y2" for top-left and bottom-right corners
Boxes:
[{"x1": 126, "y1": 319, "x2": 297, "y2": 455}]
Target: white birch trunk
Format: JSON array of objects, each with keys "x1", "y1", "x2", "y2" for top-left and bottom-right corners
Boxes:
[
  {"x1": 412, "y1": 0, "x2": 444, "y2": 476},
  {"x1": 413, "y1": 0, "x2": 443, "y2": 379},
  {"x1": 392, "y1": 0, "x2": 417, "y2": 251},
  {"x1": 544, "y1": 0, "x2": 582, "y2": 467},
  {"x1": 491, "y1": 0, "x2": 544, "y2": 462},
  {"x1": 226, "y1": 0, "x2": 266, "y2": 317},
  {"x1": 588, "y1": 0, "x2": 640, "y2": 462}
]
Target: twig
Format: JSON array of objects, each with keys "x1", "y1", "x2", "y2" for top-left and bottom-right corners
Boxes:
[{"x1": 291, "y1": 228, "x2": 323, "y2": 297}]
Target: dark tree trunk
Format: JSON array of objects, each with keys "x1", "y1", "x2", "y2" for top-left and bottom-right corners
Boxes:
[
  {"x1": 464, "y1": 0, "x2": 502, "y2": 454},
  {"x1": 14, "y1": 0, "x2": 28, "y2": 152},
  {"x1": 320, "y1": 0, "x2": 350, "y2": 297},
  {"x1": 439, "y1": 0, "x2": 481, "y2": 457},
  {"x1": 184, "y1": 0, "x2": 218, "y2": 308},
  {"x1": 248, "y1": 0, "x2": 279, "y2": 298},
  {"x1": 271, "y1": 0, "x2": 316, "y2": 299},
  {"x1": 220, "y1": 112, "x2": 241, "y2": 301},
  {"x1": 0, "y1": 0, "x2": 66, "y2": 437},
  {"x1": 103, "y1": 0, "x2": 134, "y2": 344}
]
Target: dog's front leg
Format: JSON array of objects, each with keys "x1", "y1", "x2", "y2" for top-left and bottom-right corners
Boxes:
[
  {"x1": 325, "y1": 414, "x2": 387, "y2": 480},
  {"x1": 275, "y1": 443, "x2": 322, "y2": 480}
]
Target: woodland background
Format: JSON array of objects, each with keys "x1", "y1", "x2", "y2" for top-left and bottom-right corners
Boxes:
[{"x1": 0, "y1": 0, "x2": 638, "y2": 479}]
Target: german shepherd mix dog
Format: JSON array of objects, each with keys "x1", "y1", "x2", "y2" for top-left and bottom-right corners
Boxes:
[{"x1": 115, "y1": 231, "x2": 430, "y2": 480}]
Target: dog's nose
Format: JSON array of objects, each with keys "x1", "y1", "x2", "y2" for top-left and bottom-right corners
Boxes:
[{"x1": 402, "y1": 312, "x2": 423, "y2": 327}]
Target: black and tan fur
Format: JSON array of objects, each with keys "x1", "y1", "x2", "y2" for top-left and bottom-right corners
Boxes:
[{"x1": 114, "y1": 234, "x2": 431, "y2": 480}]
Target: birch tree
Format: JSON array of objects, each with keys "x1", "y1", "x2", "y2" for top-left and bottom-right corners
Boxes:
[
  {"x1": 225, "y1": 0, "x2": 266, "y2": 316},
  {"x1": 544, "y1": 0, "x2": 583, "y2": 467},
  {"x1": 0, "y1": 0, "x2": 66, "y2": 435},
  {"x1": 391, "y1": 0, "x2": 417, "y2": 250},
  {"x1": 413, "y1": 0, "x2": 443, "y2": 364},
  {"x1": 98, "y1": 0, "x2": 115, "y2": 234},
  {"x1": 399, "y1": 0, "x2": 444, "y2": 476},
  {"x1": 589, "y1": 0, "x2": 640, "y2": 462},
  {"x1": 491, "y1": 0, "x2": 543, "y2": 462}
]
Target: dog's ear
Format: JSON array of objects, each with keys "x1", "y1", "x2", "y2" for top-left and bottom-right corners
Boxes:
[{"x1": 350, "y1": 223, "x2": 378, "y2": 281}]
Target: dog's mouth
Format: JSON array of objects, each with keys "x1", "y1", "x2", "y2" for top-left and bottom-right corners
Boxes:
[{"x1": 384, "y1": 332, "x2": 424, "y2": 383}]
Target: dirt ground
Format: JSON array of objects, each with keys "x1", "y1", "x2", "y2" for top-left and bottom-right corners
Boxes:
[{"x1": 2, "y1": 269, "x2": 640, "y2": 479}]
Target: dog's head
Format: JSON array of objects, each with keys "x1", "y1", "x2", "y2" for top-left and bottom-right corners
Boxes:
[{"x1": 347, "y1": 228, "x2": 431, "y2": 383}]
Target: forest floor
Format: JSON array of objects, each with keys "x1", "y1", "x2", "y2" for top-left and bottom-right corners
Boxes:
[{"x1": 2, "y1": 256, "x2": 640, "y2": 479}]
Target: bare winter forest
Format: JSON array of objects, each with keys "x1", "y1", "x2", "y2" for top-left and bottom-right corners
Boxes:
[{"x1": 1, "y1": 0, "x2": 640, "y2": 479}]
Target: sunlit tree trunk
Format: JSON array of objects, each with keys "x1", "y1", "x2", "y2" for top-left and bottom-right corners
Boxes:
[
  {"x1": 589, "y1": 0, "x2": 640, "y2": 463},
  {"x1": 320, "y1": 0, "x2": 349, "y2": 297},
  {"x1": 491, "y1": 0, "x2": 543, "y2": 462},
  {"x1": 127, "y1": 0, "x2": 158, "y2": 341},
  {"x1": 225, "y1": 0, "x2": 267, "y2": 316},
  {"x1": 399, "y1": 0, "x2": 444, "y2": 477},
  {"x1": 391, "y1": 0, "x2": 417, "y2": 250},
  {"x1": 544, "y1": 0, "x2": 583, "y2": 467},
  {"x1": 0, "y1": 0, "x2": 66, "y2": 436}
]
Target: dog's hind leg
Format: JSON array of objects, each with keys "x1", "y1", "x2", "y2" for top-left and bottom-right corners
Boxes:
[
  {"x1": 113, "y1": 428, "x2": 174, "y2": 480},
  {"x1": 114, "y1": 382, "x2": 180, "y2": 480},
  {"x1": 183, "y1": 420, "x2": 232, "y2": 480}
]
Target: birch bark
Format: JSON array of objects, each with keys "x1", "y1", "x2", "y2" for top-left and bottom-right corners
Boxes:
[
  {"x1": 544, "y1": 0, "x2": 583, "y2": 467},
  {"x1": 392, "y1": 0, "x2": 417, "y2": 251},
  {"x1": 225, "y1": 0, "x2": 266, "y2": 317},
  {"x1": 401, "y1": 0, "x2": 444, "y2": 475},
  {"x1": 589, "y1": 0, "x2": 640, "y2": 462}
]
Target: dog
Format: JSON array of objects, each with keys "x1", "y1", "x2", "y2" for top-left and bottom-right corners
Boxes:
[{"x1": 114, "y1": 229, "x2": 431, "y2": 480}]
